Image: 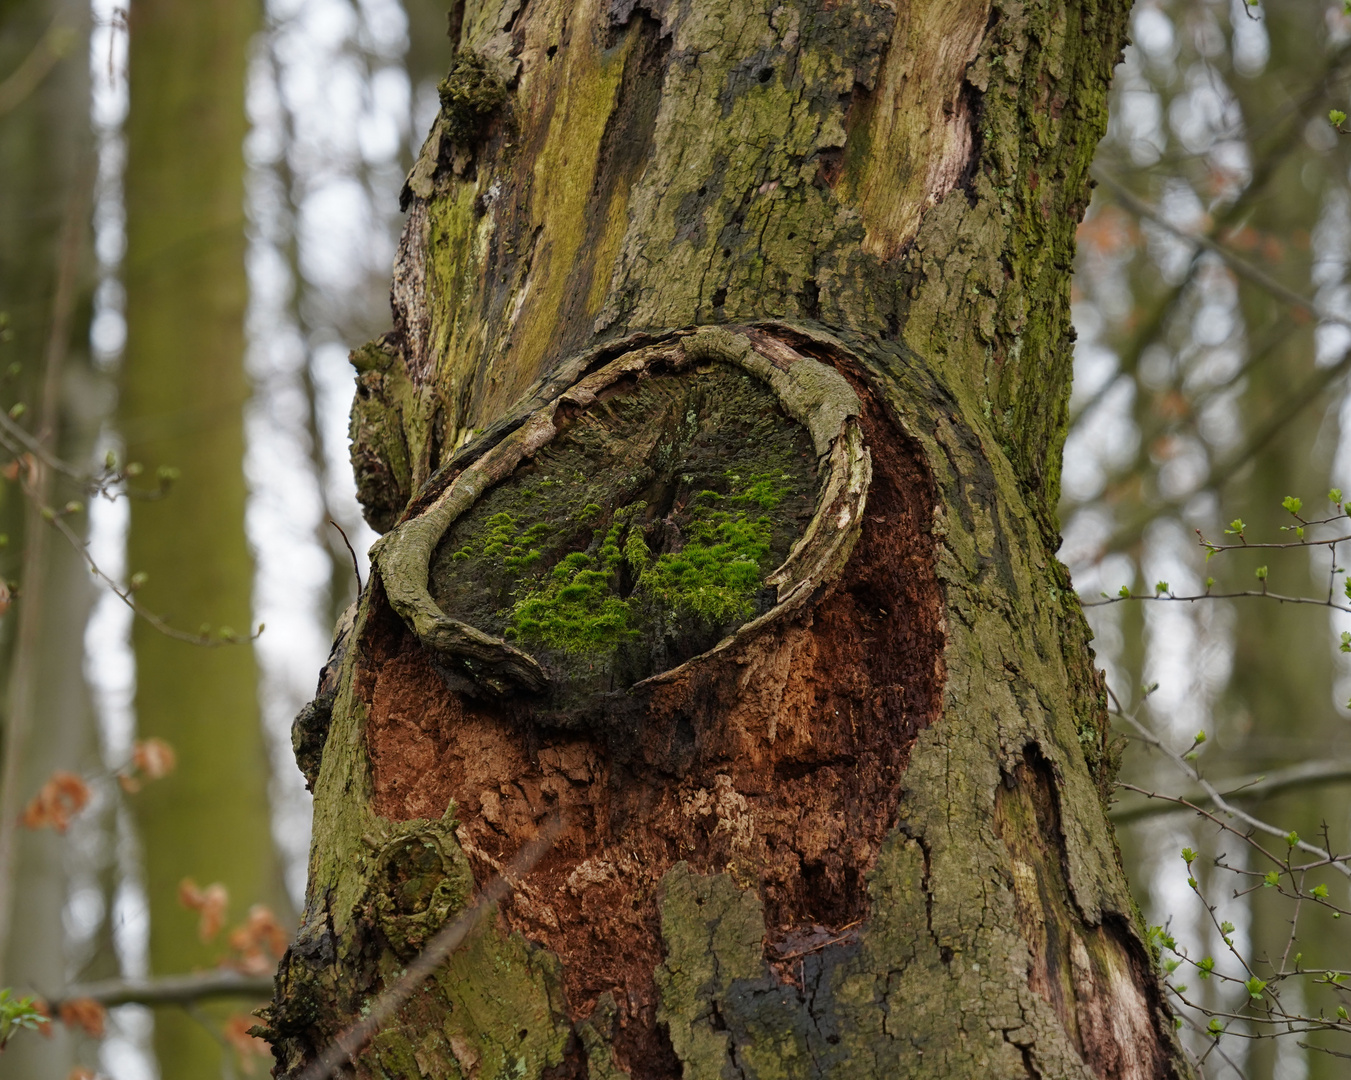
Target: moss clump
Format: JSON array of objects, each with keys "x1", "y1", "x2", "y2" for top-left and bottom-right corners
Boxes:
[
  {"x1": 438, "y1": 52, "x2": 508, "y2": 147},
  {"x1": 508, "y1": 512, "x2": 641, "y2": 654},
  {"x1": 452, "y1": 512, "x2": 550, "y2": 574},
  {"x1": 498, "y1": 475, "x2": 788, "y2": 653},
  {"x1": 637, "y1": 477, "x2": 784, "y2": 625},
  {"x1": 428, "y1": 365, "x2": 819, "y2": 692}
]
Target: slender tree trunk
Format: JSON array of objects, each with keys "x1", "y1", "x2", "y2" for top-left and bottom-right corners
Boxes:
[
  {"x1": 0, "y1": 3, "x2": 99, "y2": 1077},
  {"x1": 120, "y1": 0, "x2": 284, "y2": 1075},
  {"x1": 272, "y1": 1, "x2": 1191, "y2": 1077}
]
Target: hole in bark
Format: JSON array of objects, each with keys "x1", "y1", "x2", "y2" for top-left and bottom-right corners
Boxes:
[
  {"x1": 995, "y1": 745, "x2": 1178, "y2": 1080},
  {"x1": 547, "y1": 43, "x2": 558, "y2": 58},
  {"x1": 427, "y1": 362, "x2": 820, "y2": 709},
  {"x1": 711, "y1": 286, "x2": 727, "y2": 307},
  {"x1": 800, "y1": 279, "x2": 820, "y2": 320},
  {"x1": 757, "y1": 66, "x2": 773, "y2": 83},
  {"x1": 813, "y1": 147, "x2": 843, "y2": 188},
  {"x1": 957, "y1": 79, "x2": 985, "y2": 206},
  {"x1": 359, "y1": 333, "x2": 945, "y2": 1079}
]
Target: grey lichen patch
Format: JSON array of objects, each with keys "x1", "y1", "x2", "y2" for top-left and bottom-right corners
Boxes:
[
  {"x1": 656, "y1": 864, "x2": 767, "y2": 1074},
  {"x1": 655, "y1": 863, "x2": 846, "y2": 1080}
]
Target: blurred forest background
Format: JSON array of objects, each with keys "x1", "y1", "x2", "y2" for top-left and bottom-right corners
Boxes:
[{"x1": 0, "y1": 0, "x2": 1349, "y2": 1077}]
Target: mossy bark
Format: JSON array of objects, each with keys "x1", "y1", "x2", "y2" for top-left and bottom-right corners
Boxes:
[{"x1": 272, "y1": 1, "x2": 1190, "y2": 1077}]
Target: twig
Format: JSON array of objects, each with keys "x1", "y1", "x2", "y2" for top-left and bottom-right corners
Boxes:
[
  {"x1": 327, "y1": 519, "x2": 362, "y2": 593},
  {"x1": 1112, "y1": 760, "x2": 1351, "y2": 824},
  {"x1": 294, "y1": 819, "x2": 560, "y2": 1080},
  {"x1": 47, "y1": 510, "x2": 261, "y2": 647},
  {"x1": 49, "y1": 969, "x2": 275, "y2": 1009},
  {"x1": 1091, "y1": 169, "x2": 1351, "y2": 334},
  {"x1": 1086, "y1": 587, "x2": 1351, "y2": 615},
  {"x1": 1111, "y1": 691, "x2": 1351, "y2": 878}
]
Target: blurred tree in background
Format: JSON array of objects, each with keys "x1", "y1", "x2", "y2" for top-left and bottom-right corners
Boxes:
[
  {"x1": 119, "y1": 0, "x2": 284, "y2": 1074},
  {"x1": 0, "y1": 0, "x2": 99, "y2": 1077},
  {"x1": 0, "y1": 0, "x2": 1348, "y2": 1075},
  {"x1": 1069, "y1": 0, "x2": 1351, "y2": 1075}
]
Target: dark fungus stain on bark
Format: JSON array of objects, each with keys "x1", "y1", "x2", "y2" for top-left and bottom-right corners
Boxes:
[
  {"x1": 354, "y1": 345, "x2": 944, "y2": 1079},
  {"x1": 996, "y1": 745, "x2": 1177, "y2": 1080}
]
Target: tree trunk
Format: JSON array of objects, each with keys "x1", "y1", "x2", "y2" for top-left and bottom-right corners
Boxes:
[
  {"x1": 0, "y1": 4, "x2": 101, "y2": 1077},
  {"x1": 270, "y1": 1, "x2": 1190, "y2": 1077},
  {"x1": 121, "y1": 0, "x2": 285, "y2": 1074}
]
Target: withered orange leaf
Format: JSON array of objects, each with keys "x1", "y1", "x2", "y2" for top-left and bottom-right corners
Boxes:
[
  {"x1": 21, "y1": 771, "x2": 91, "y2": 832},
  {"x1": 57, "y1": 998, "x2": 106, "y2": 1039}
]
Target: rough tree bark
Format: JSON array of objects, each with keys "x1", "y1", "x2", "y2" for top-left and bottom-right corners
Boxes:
[{"x1": 268, "y1": 0, "x2": 1191, "y2": 1076}]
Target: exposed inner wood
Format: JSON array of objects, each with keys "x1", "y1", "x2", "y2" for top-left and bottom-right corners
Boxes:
[
  {"x1": 995, "y1": 747, "x2": 1172, "y2": 1080},
  {"x1": 359, "y1": 379, "x2": 944, "y2": 1077}
]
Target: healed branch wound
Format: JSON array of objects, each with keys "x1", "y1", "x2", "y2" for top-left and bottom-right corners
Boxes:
[{"x1": 370, "y1": 326, "x2": 869, "y2": 706}]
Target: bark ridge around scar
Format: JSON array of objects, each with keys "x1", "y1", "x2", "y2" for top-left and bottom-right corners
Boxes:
[{"x1": 370, "y1": 326, "x2": 869, "y2": 700}]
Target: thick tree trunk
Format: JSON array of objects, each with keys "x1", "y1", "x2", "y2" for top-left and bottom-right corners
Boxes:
[{"x1": 270, "y1": 1, "x2": 1191, "y2": 1077}]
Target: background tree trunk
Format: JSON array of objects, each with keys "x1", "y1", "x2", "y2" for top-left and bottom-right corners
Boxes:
[
  {"x1": 0, "y1": 2, "x2": 100, "y2": 1076},
  {"x1": 120, "y1": 0, "x2": 288, "y2": 1074},
  {"x1": 271, "y1": 0, "x2": 1192, "y2": 1077}
]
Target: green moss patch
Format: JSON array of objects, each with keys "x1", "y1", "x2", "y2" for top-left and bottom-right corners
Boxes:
[
  {"x1": 438, "y1": 51, "x2": 508, "y2": 147},
  {"x1": 428, "y1": 364, "x2": 818, "y2": 696}
]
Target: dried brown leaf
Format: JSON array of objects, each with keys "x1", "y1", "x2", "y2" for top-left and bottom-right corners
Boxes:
[{"x1": 57, "y1": 998, "x2": 105, "y2": 1039}]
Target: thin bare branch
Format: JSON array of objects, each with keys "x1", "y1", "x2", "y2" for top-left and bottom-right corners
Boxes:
[
  {"x1": 50, "y1": 970, "x2": 275, "y2": 1010},
  {"x1": 1109, "y1": 690, "x2": 1351, "y2": 878},
  {"x1": 1091, "y1": 169, "x2": 1351, "y2": 335},
  {"x1": 1112, "y1": 760, "x2": 1351, "y2": 824}
]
